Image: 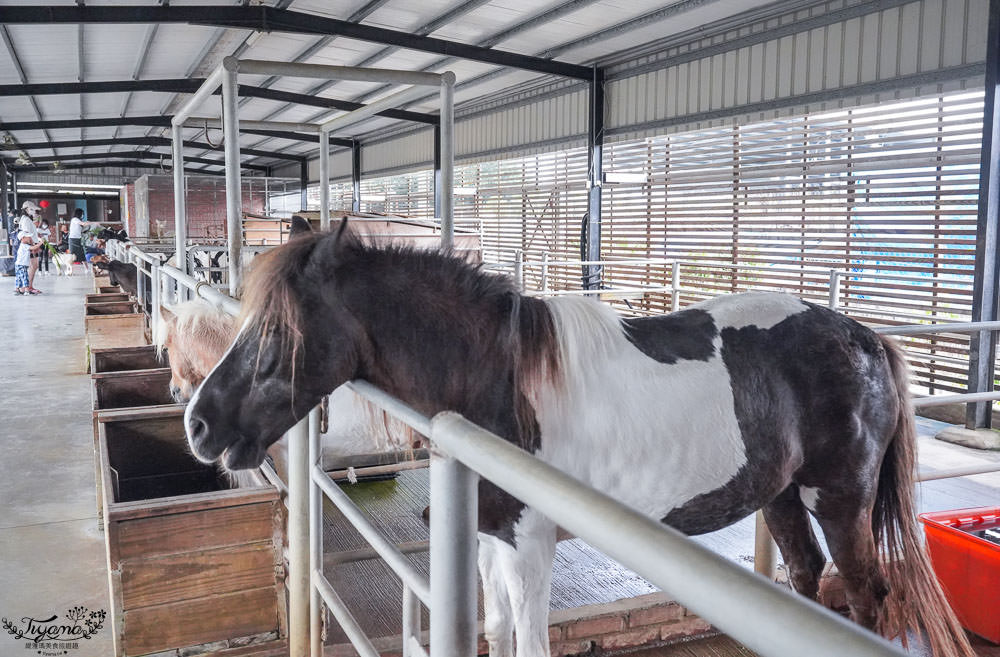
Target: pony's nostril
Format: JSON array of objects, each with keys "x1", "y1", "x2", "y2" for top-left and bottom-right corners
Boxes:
[{"x1": 187, "y1": 416, "x2": 209, "y2": 444}]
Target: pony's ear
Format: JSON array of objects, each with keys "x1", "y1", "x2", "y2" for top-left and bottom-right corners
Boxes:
[
  {"x1": 289, "y1": 215, "x2": 313, "y2": 238},
  {"x1": 331, "y1": 217, "x2": 349, "y2": 255}
]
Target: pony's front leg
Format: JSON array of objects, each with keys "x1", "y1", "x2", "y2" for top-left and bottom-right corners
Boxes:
[
  {"x1": 498, "y1": 510, "x2": 557, "y2": 657},
  {"x1": 479, "y1": 534, "x2": 514, "y2": 657}
]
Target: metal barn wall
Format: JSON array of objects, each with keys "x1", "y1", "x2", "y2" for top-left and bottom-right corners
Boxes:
[
  {"x1": 605, "y1": 0, "x2": 989, "y2": 140},
  {"x1": 347, "y1": 0, "x2": 988, "y2": 177}
]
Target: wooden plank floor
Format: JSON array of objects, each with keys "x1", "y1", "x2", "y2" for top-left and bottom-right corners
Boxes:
[{"x1": 319, "y1": 416, "x2": 1000, "y2": 647}]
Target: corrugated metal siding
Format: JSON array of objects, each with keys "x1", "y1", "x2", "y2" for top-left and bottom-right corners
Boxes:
[
  {"x1": 361, "y1": 129, "x2": 435, "y2": 177},
  {"x1": 455, "y1": 87, "x2": 589, "y2": 163},
  {"x1": 606, "y1": 0, "x2": 989, "y2": 139}
]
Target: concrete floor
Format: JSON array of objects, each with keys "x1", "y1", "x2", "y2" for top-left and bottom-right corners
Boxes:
[{"x1": 0, "y1": 271, "x2": 114, "y2": 657}]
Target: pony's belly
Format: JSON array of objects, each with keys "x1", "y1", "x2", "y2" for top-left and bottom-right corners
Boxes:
[{"x1": 534, "y1": 349, "x2": 748, "y2": 521}]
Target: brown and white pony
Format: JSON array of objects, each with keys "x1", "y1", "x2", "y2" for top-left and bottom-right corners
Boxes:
[{"x1": 184, "y1": 217, "x2": 972, "y2": 657}]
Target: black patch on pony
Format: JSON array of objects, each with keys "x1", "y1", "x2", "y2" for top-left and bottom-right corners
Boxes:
[
  {"x1": 622, "y1": 309, "x2": 717, "y2": 364},
  {"x1": 660, "y1": 303, "x2": 896, "y2": 535}
]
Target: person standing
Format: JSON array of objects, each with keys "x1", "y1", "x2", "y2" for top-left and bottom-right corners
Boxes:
[
  {"x1": 18, "y1": 202, "x2": 43, "y2": 294},
  {"x1": 13, "y1": 225, "x2": 41, "y2": 295},
  {"x1": 37, "y1": 218, "x2": 51, "y2": 275},
  {"x1": 68, "y1": 208, "x2": 93, "y2": 264}
]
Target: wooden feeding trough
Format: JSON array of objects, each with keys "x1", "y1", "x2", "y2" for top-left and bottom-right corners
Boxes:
[
  {"x1": 85, "y1": 307, "x2": 146, "y2": 351},
  {"x1": 92, "y1": 368, "x2": 176, "y2": 413},
  {"x1": 97, "y1": 406, "x2": 286, "y2": 657},
  {"x1": 87, "y1": 292, "x2": 130, "y2": 304},
  {"x1": 86, "y1": 300, "x2": 139, "y2": 316},
  {"x1": 91, "y1": 345, "x2": 165, "y2": 375}
]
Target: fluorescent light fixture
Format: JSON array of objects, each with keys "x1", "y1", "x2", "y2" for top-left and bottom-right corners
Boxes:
[
  {"x1": 18, "y1": 182, "x2": 122, "y2": 190},
  {"x1": 603, "y1": 172, "x2": 647, "y2": 184},
  {"x1": 56, "y1": 190, "x2": 119, "y2": 196},
  {"x1": 454, "y1": 186, "x2": 478, "y2": 196}
]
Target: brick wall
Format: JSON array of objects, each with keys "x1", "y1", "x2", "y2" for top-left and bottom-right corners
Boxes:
[
  {"x1": 121, "y1": 184, "x2": 136, "y2": 236},
  {"x1": 131, "y1": 174, "x2": 267, "y2": 239}
]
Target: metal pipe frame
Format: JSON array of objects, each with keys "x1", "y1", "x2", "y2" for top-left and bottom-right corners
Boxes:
[
  {"x1": 235, "y1": 59, "x2": 443, "y2": 87},
  {"x1": 287, "y1": 417, "x2": 311, "y2": 657},
  {"x1": 318, "y1": 84, "x2": 433, "y2": 135},
  {"x1": 312, "y1": 465, "x2": 431, "y2": 604},
  {"x1": 352, "y1": 140, "x2": 362, "y2": 214},
  {"x1": 430, "y1": 412, "x2": 904, "y2": 657},
  {"x1": 428, "y1": 451, "x2": 479, "y2": 657},
  {"x1": 193, "y1": 116, "x2": 322, "y2": 133},
  {"x1": 438, "y1": 73, "x2": 455, "y2": 249},
  {"x1": 308, "y1": 407, "x2": 324, "y2": 657},
  {"x1": 171, "y1": 123, "x2": 188, "y2": 275},
  {"x1": 319, "y1": 131, "x2": 330, "y2": 230},
  {"x1": 965, "y1": 0, "x2": 1000, "y2": 429},
  {"x1": 221, "y1": 63, "x2": 244, "y2": 296}
]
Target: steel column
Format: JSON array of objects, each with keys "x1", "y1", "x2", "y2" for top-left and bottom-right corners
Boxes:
[
  {"x1": 439, "y1": 73, "x2": 455, "y2": 249},
  {"x1": 433, "y1": 125, "x2": 442, "y2": 219},
  {"x1": 299, "y1": 159, "x2": 309, "y2": 211},
  {"x1": 352, "y1": 140, "x2": 362, "y2": 214},
  {"x1": 428, "y1": 452, "x2": 478, "y2": 657},
  {"x1": 170, "y1": 123, "x2": 189, "y2": 276},
  {"x1": 966, "y1": 0, "x2": 1000, "y2": 429},
  {"x1": 287, "y1": 416, "x2": 310, "y2": 657},
  {"x1": 221, "y1": 59, "x2": 244, "y2": 296},
  {"x1": 319, "y1": 131, "x2": 331, "y2": 231},
  {"x1": 584, "y1": 68, "x2": 604, "y2": 290}
]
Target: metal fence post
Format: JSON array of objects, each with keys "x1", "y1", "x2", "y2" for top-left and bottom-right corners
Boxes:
[
  {"x1": 514, "y1": 249, "x2": 524, "y2": 292},
  {"x1": 287, "y1": 416, "x2": 311, "y2": 657},
  {"x1": 221, "y1": 57, "x2": 244, "y2": 297},
  {"x1": 308, "y1": 407, "x2": 323, "y2": 657},
  {"x1": 828, "y1": 270, "x2": 841, "y2": 311},
  {"x1": 428, "y1": 451, "x2": 478, "y2": 657},
  {"x1": 753, "y1": 511, "x2": 778, "y2": 580},
  {"x1": 541, "y1": 252, "x2": 550, "y2": 292},
  {"x1": 151, "y1": 263, "x2": 161, "y2": 346},
  {"x1": 671, "y1": 261, "x2": 681, "y2": 312},
  {"x1": 402, "y1": 585, "x2": 421, "y2": 657}
]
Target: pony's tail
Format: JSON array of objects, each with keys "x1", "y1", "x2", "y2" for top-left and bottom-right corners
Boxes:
[{"x1": 874, "y1": 336, "x2": 974, "y2": 657}]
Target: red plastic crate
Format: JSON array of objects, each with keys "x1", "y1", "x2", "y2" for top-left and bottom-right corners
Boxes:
[{"x1": 919, "y1": 506, "x2": 1000, "y2": 644}]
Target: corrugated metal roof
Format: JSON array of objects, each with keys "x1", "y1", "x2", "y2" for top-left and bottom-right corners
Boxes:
[{"x1": 0, "y1": 0, "x2": 855, "y2": 174}]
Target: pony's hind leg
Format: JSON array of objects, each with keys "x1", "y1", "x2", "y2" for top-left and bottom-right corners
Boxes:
[
  {"x1": 762, "y1": 484, "x2": 826, "y2": 600},
  {"x1": 812, "y1": 490, "x2": 889, "y2": 629},
  {"x1": 479, "y1": 534, "x2": 515, "y2": 657}
]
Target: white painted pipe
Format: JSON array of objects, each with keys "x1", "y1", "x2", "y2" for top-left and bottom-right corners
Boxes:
[
  {"x1": 221, "y1": 65, "x2": 243, "y2": 296},
  {"x1": 319, "y1": 131, "x2": 330, "y2": 231},
  {"x1": 439, "y1": 72, "x2": 455, "y2": 250},
  {"x1": 234, "y1": 59, "x2": 442, "y2": 86},
  {"x1": 171, "y1": 123, "x2": 187, "y2": 274},
  {"x1": 430, "y1": 412, "x2": 906, "y2": 657},
  {"x1": 287, "y1": 417, "x2": 311, "y2": 657},
  {"x1": 308, "y1": 407, "x2": 323, "y2": 657},
  {"x1": 319, "y1": 85, "x2": 431, "y2": 135},
  {"x1": 173, "y1": 64, "x2": 225, "y2": 126}
]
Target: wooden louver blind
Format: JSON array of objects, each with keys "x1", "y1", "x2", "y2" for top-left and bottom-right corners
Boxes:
[{"x1": 602, "y1": 90, "x2": 984, "y2": 394}]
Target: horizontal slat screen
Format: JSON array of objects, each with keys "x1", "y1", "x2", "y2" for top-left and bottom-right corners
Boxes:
[
  {"x1": 293, "y1": 90, "x2": 987, "y2": 397},
  {"x1": 602, "y1": 90, "x2": 984, "y2": 393}
]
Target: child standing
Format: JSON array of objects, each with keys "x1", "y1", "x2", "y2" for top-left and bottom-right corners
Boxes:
[
  {"x1": 37, "y1": 219, "x2": 51, "y2": 275},
  {"x1": 14, "y1": 229, "x2": 39, "y2": 295}
]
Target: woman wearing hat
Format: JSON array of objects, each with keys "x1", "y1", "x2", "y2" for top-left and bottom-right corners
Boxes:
[
  {"x1": 17, "y1": 201, "x2": 44, "y2": 294},
  {"x1": 68, "y1": 208, "x2": 94, "y2": 265}
]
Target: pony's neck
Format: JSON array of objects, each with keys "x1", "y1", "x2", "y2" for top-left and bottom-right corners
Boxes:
[{"x1": 340, "y1": 247, "x2": 558, "y2": 448}]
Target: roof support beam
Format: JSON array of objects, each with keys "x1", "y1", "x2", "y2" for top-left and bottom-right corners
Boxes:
[
  {"x1": 1, "y1": 136, "x2": 307, "y2": 162},
  {"x1": 0, "y1": 6, "x2": 592, "y2": 79},
  {"x1": 0, "y1": 79, "x2": 439, "y2": 124},
  {"x1": 24, "y1": 150, "x2": 270, "y2": 172},
  {"x1": 77, "y1": 23, "x2": 85, "y2": 143},
  {"x1": 12, "y1": 161, "x2": 223, "y2": 175},
  {"x1": 0, "y1": 116, "x2": 326, "y2": 145}
]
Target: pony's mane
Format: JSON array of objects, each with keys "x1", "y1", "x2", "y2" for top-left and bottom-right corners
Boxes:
[
  {"x1": 155, "y1": 300, "x2": 235, "y2": 359},
  {"x1": 239, "y1": 228, "x2": 560, "y2": 450}
]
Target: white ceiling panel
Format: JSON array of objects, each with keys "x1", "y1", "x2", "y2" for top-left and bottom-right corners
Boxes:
[
  {"x1": 0, "y1": 97, "x2": 39, "y2": 122},
  {"x1": 83, "y1": 24, "x2": 149, "y2": 80},
  {"x1": 366, "y1": 0, "x2": 463, "y2": 32},
  {"x1": 5, "y1": 24, "x2": 79, "y2": 83},
  {"x1": 141, "y1": 24, "x2": 222, "y2": 79},
  {"x1": 288, "y1": 0, "x2": 382, "y2": 20}
]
